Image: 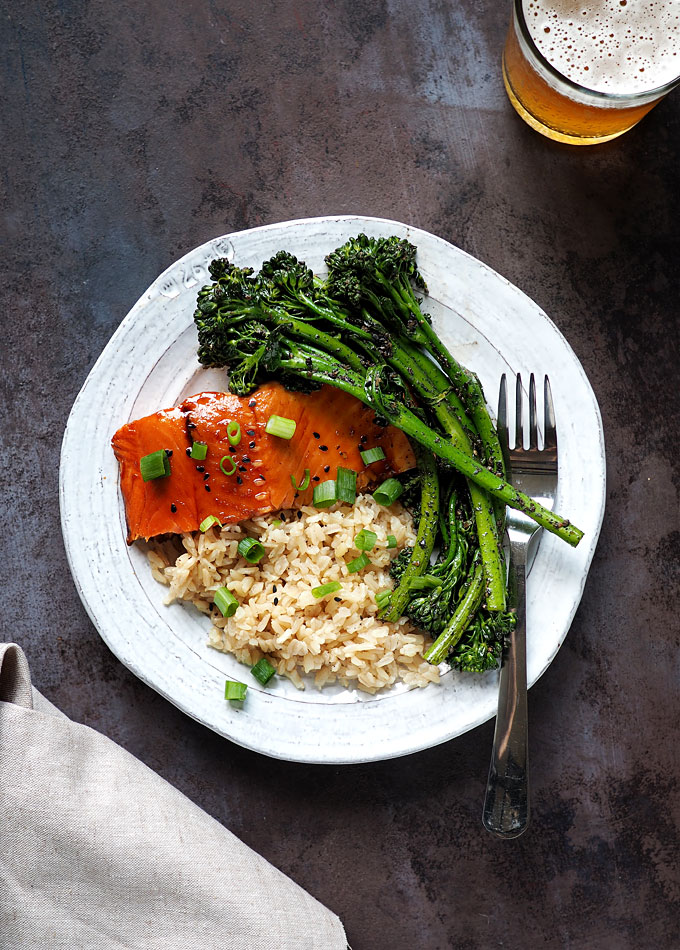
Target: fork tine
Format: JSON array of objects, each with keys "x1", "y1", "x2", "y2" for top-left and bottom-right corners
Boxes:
[
  {"x1": 528, "y1": 373, "x2": 538, "y2": 450},
  {"x1": 515, "y1": 373, "x2": 523, "y2": 450},
  {"x1": 543, "y1": 375, "x2": 557, "y2": 453},
  {"x1": 497, "y1": 374, "x2": 509, "y2": 451}
]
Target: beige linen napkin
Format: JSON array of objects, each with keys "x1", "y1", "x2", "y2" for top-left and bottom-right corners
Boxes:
[{"x1": 0, "y1": 642, "x2": 347, "y2": 950}]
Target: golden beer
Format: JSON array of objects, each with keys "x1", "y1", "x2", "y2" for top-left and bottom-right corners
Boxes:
[{"x1": 503, "y1": 0, "x2": 680, "y2": 144}]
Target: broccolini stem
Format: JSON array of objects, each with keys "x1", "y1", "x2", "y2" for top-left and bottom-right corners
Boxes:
[
  {"x1": 275, "y1": 343, "x2": 583, "y2": 547},
  {"x1": 417, "y1": 320, "x2": 506, "y2": 479},
  {"x1": 468, "y1": 482, "x2": 506, "y2": 611},
  {"x1": 270, "y1": 312, "x2": 366, "y2": 372},
  {"x1": 423, "y1": 561, "x2": 486, "y2": 665},
  {"x1": 384, "y1": 443, "x2": 439, "y2": 623},
  {"x1": 429, "y1": 400, "x2": 505, "y2": 611}
]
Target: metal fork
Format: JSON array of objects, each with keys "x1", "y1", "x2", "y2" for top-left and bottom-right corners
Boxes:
[{"x1": 482, "y1": 373, "x2": 558, "y2": 839}]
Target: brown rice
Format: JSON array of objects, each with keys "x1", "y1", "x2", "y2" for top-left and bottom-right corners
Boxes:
[{"x1": 147, "y1": 494, "x2": 439, "y2": 693}]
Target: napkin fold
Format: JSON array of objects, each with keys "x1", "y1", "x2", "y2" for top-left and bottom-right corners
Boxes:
[{"x1": 0, "y1": 643, "x2": 347, "y2": 949}]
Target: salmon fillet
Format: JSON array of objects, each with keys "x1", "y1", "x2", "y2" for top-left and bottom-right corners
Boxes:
[{"x1": 112, "y1": 382, "x2": 416, "y2": 543}]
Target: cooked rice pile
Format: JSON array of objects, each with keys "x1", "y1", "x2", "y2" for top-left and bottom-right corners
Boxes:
[{"x1": 148, "y1": 494, "x2": 439, "y2": 693}]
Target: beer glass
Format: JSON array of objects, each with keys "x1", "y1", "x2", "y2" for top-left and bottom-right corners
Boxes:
[{"x1": 503, "y1": 0, "x2": 680, "y2": 145}]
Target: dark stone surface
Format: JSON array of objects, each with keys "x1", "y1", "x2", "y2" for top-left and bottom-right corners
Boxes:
[{"x1": 2, "y1": 1, "x2": 679, "y2": 947}]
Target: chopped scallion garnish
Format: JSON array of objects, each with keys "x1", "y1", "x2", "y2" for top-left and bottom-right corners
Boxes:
[
  {"x1": 291, "y1": 468, "x2": 311, "y2": 492},
  {"x1": 199, "y1": 515, "x2": 222, "y2": 532},
  {"x1": 214, "y1": 587, "x2": 239, "y2": 617},
  {"x1": 220, "y1": 454, "x2": 237, "y2": 476},
  {"x1": 386, "y1": 534, "x2": 397, "y2": 548},
  {"x1": 140, "y1": 449, "x2": 171, "y2": 482},
  {"x1": 373, "y1": 477, "x2": 403, "y2": 506},
  {"x1": 336, "y1": 466, "x2": 357, "y2": 504},
  {"x1": 355, "y1": 528, "x2": 377, "y2": 551},
  {"x1": 313, "y1": 479, "x2": 337, "y2": 508},
  {"x1": 251, "y1": 657, "x2": 276, "y2": 685},
  {"x1": 312, "y1": 581, "x2": 342, "y2": 598},
  {"x1": 347, "y1": 552, "x2": 371, "y2": 573},
  {"x1": 225, "y1": 680, "x2": 248, "y2": 702},
  {"x1": 375, "y1": 589, "x2": 392, "y2": 610},
  {"x1": 272, "y1": 519, "x2": 282, "y2": 528},
  {"x1": 265, "y1": 414, "x2": 296, "y2": 440},
  {"x1": 237, "y1": 537, "x2": 265, "y2": 563},
  {"x1": 406, "y1": 574, "x2": 443, "y2": 591},
  {"x1": 190, "y1": 441, "x2": 208, "y2": 460},
  {"x1": 360, "y1": 446, "x2": 386, "y2": 465},
  {"x1": 227, "y1": 421, "x2": 241, "y2": 446}
]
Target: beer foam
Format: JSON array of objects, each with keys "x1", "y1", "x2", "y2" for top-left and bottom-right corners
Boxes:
[{"x1": 524, "y1": 0, "x2": 680, "y2": 94}]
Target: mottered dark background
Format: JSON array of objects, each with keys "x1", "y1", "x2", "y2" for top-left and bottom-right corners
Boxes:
[{"x1": 2, "y1": 2, "x2": 679, "y2": 948}]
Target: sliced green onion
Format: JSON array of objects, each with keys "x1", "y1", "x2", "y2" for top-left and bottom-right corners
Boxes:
[
  {"x1": 199, "y1": 515, "x2": 222, "y2": 532},
  {"x1": 312, "y1": 581, "x2": 342, "y2": 598},
  {"x1": 220, "y1": 454, "x2": 237, "y2": 476},
  {"x1": 347, "y1": 552, "x2": 371, "y2": 573},
  {"x1": 386, "y1": 534, "x2": 397, "y2": 548},
  {"x1": 373, "y1": 477, "x2": 403, "y2": 506},
  {"x1": 355, "y1": 528, "x2": 377, "y2": 551},
  {"x1": 237, "y1": 537, "x2": 265, "y2": 563},
  {"x1": 272, "y1": 519, "x2": 282, "y2": 528},
  {"x1": 214, "y1": 587, "x2": 239, "y2": 617},
  {"x1": 313, "y1": 479, "x2": 337, "y2": 509},
  {"x1": 291, "y1": 468, "x2": 311, "y2": 492},
  {"x1": 375, "y1": 589, "x2": 392, "y2": 610},
  {"x1": 265, "y1": 414, "x2": 296, "y2": 440},
  {"x1": 225, "y1": 680, "x2": 248, "y2": 702},
  {"x1": 190, "y1": 441, "x2": 208, "y2": 460},
  {"x1": 140, "y1": 449, "x2": 171, "y2": 482},
  {"x1": 251, "y1": 657, "x2": 276, "y2": 685},
  {"x1": 407, "y1": 574, "x2": 443, "y2": 591},
  {"x1": 360, "y1": 446, "x2": 386, "y2": 465},
  {"x1": 336, "y1": 466, "x2": 357, "y2": 504},
  {"x1": 227, "y1": 421, "x2": 241, "y2": 446}
]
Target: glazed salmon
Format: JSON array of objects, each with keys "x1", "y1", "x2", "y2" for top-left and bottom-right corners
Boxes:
[{"x1": 112, "y1": 382, "x2": 415, "y2": 543}]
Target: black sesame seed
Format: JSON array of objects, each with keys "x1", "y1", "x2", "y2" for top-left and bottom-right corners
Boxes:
[
  {"x1": 360, "y1": 435, "x2": 368, "y2": 444},
  {"x1": 170, "y1": 503, "x2": 177, "y2": 512},
  {"x1": 280, "y1": 512, "x2": 286, "y2": 522},
  {"x1": 312, "y1": 475, "x2": 320, "y2": 482},
  {"x1": 236, "y1": 476, "x2": 243, "y2": 485},
  {"x1": 258, "y1": 475, "x2": 266, "y2": 481},
  {"x1": 205, "y1": 484, "x2": 211, "y2": 492},
  {"x1": 334, "y1": 597, "x2": 341, "y2": 603},
  {"x1": 241, "y1": 456, "x2": 250, "y2": 464},
  {"x1": 246, "y1": 429, "x2": 255, "y2": 437},
  {"x1": 187, "y1": 422, "x2": 196, "y2": 429},
  {"x1": 297, "y1": 510, "x2": 303, "y2": 519},
  {"x1": 238, "y1": 465, "x2": 247, "y2": 472},
  {"x1": 324, "y1": 465, "x2": 330, "y2": 473},
  {"x1": 249, "y1": 441, "x2": 256, "y2": 449},
  {"x1": 229, "y1": 445, "x2": 237, "y2": 453},
  {"x1": 273, "y1": 585, "x2": 277, "y2": 593},
  {"x1": 319, "y1": 445, "x2": 328, "y2": 452},
  {"x1": 185, "y1": 447, "x2": 192, "y2": 456},
  {"x1": 196, "y1": 465, "x2": 205, "y2": 472},
  {"x1": 273, "y1": 597, "x2": 279, "y2": 606},
  {"x1": 313, "y1": 431, "x2": 320, "y2": 439},
  {"x1": 248, "y1": 400, "x2": 256, "y2": 407},
  {"x1": 165, "y1": 449, "x2": 173, "y2": 457},
  {"x1": 203, "y1": 473, "x2": 210, "y2": 481}
]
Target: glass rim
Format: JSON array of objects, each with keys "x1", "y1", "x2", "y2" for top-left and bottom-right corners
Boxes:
[{"x1": 514, "y1": 0, "x2": 680, "y2": 104}]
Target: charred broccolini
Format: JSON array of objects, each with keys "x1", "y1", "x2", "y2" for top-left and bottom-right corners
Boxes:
[{"x1": 192, "y1": 235, "x2": 583, "y2": 672}]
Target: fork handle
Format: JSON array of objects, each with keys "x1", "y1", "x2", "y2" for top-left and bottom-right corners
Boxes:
[{"x1": 482, "y1": 562, "x2": 529, "y2": 838}]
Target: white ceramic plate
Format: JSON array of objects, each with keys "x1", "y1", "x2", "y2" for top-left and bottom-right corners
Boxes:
[{"x1": 60, "y1": 215, "x2": 605, "y2": 764}]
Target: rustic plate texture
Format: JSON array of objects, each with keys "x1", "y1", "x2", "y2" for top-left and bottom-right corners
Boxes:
[{"x1": 59, "y1": 215, "x2": 606, "y2": 763}]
